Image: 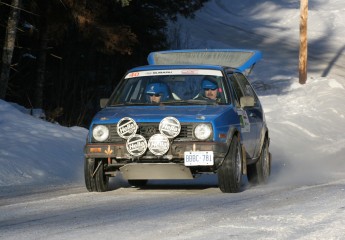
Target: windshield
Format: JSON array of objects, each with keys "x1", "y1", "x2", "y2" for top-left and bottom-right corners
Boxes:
[{"x1": 108, "y1": 69, "x2": 230, "y2": 106}]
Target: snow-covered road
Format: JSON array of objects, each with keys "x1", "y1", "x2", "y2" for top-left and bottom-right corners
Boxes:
[{"x1": 1, "y1": 178, "x2": 345, "y2": 240}]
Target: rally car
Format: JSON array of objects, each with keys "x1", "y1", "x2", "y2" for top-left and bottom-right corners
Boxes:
[{"x1": 84, "y1": 49, "x2": 271, "y2": 193}]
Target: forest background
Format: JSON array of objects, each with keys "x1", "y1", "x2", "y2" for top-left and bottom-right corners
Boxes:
[{"x1": 0, "y1": 0, "x2": 208, "y2": 127}]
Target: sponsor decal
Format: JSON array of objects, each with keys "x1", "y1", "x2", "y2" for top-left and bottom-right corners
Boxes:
[
  {"x1": 126, "y1": 134, "x2": 147, "y2": 156},
  {"x1": 159, "y1": 117, "x2": 181, "y2": 138},
  {"x1": 104, "y1": 145, "x2": 113, "y2": 155},
  {"x1": 129, "y1": 72, "x2": 140, "y2": 78},
  {"x1": 237, "y1": 109, "x2": 250, "y2": 132},
  {"x1": 181, "y1": 70, "x2": 199, "y2": 74},
  {"x1": 148, "y1": 134, "x2": 170, "y2": 156},
  {"x1": 125, "y1": 69, "x2": 223, "y2": 78},
  {"x1": 117, "y1": 117, "x2": 138, "y2": 139}
]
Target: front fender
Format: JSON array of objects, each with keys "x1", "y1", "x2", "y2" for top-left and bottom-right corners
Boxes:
[{"x1": 216, "y1": 126, "x2": 243, "y2": 170}]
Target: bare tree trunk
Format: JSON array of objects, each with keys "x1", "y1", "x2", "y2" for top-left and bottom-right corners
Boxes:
[
  {"x1": 299, "y1": 0, "x2": 308, "y2": 84},
  {"x1": 0, "y1": 0, "x2": 21, "y2": 99},
  {"x1": 34, "y1": 28, "x2": 48, "y2": 108},
  {"x1": 34, "y1": 1, "x2": 49, "y2": 108}
]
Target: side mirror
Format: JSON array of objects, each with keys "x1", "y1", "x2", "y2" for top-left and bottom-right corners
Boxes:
[
  {"x1": 240, "y1": 96, "x2": 255, "y2": 108},
  {"x1": 100, "y1": 98, "x2": 109, "y2": 108}
]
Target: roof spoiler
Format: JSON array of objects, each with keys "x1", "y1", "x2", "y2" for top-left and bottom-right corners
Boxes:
[{"x1": 147, "y1": 49, "x2": 262, "y2": 73}]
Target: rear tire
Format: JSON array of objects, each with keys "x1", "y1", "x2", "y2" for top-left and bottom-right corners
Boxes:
[
  {"x1": 247, "y1": 138, "x2": 270, "y2": 184},
  {"x1": 218, "y1": 135, "x2": 243, "y2": 193}
]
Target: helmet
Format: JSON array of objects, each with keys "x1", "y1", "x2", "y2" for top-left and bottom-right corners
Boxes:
[
  {"x1": 202, "y1": 78, "x2": 218, "y2": 90},
  {"x1": 145, "y1": 82, "x2": 170, "y2": 101},
  {"x1": 199, "y1": 77, "x2": 220, "y2": 101}
]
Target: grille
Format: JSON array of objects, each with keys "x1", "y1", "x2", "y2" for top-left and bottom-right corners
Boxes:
[{"x1": 92, "y1": 123, "x2": 195, "y2": 143}]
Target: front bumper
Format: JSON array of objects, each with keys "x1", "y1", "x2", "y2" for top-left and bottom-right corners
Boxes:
[{"x1": 84, "y1": 141, "x2": 228, "y2": 166}]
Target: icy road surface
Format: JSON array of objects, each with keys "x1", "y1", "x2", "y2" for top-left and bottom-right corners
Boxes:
[{"x1": 1, "y1": 177, "x2": 345, "y2": 240}]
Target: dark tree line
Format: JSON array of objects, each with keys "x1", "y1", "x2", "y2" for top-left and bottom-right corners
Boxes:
[{"x1": 0, "y1": 0, "x2": 208, "y2": 127}]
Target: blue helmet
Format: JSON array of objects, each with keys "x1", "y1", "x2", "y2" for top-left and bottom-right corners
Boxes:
[
  {"x1": 198, "y1": 77, "x2": 221, "y2": 100},
  {"x1": 145, "y1": 82, "x2": 170, "y2": 101},
  {"x1": 202, "y1": 78, "x2": 218, "y2": 90}
]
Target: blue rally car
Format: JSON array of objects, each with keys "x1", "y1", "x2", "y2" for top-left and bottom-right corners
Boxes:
[{"x1": 84, "y1": 49, "x2": 271, "y2": 193}]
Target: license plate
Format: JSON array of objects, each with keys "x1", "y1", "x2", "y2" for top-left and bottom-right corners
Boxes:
[{"x1": 184, "y1": 151, "x2": 214, "y2": 166}]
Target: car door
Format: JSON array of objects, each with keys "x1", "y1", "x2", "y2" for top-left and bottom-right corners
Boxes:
[{"x1": 229, "y1": 73, "x2": 263, "y2": 158}]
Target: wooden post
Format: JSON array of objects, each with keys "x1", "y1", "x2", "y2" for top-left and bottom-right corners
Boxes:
[{"x1": 299, "y1": 0, "x2": 308, "y2": 84}]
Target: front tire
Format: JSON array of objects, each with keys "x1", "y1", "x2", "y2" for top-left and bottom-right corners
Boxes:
[
  {"x1": 84, "y1": 158, "x2": 96, "y2": 192},
  {"x1": 218, "y1": 135, "x2": 243, "y2": 193},
  {"x1": 94, "y1": 160, "x2": 109, "y2": 192},
  {"x1": 84, "y1": 158, "x2": 109, "y2": 192}
]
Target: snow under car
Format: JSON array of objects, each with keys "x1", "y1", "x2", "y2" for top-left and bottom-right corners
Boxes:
[{"x1": 84, "y1": 49, "x2": 271, "y2": 193}]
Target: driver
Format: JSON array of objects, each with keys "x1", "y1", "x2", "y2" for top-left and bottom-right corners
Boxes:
[
  {"x1": 145, "y1": 82, "x2": 170, "y2": 103},
  {"x1": 202, "y1": 79, "x2": 218, "y2": 100},
  {"x1": 194, "y1": 77, "x2": 220, "y2": 101}
]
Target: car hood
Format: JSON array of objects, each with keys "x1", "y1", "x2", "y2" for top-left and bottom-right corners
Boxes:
[
  {"x1": 91, "y1": 105, "x2": 235, "y2": 125},
  {"x1": 147, "y1": 49, "x2": 262, "y2": 73}
]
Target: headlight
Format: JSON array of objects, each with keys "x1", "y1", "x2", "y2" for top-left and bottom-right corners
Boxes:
[
  {"x1": 194, "y1": 124, "x2": 212, "y2": 140},
  {"x1": 92, "y1": 125, "x2": 109, "y2": 142}
]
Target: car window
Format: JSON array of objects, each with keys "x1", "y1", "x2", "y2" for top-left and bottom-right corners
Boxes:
[
  {"x1": 235, "y1": 74, "x2": 255, "y2": 97},
  {"x1": 111, "y1": 78, "x2": 146, "y2": 103},
  {"x1": 231, "y1": 73, "x2": 259, "y2": 106},
  {"x1": 228, "y1": 74, "x2": 242, "y2": 107}
]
